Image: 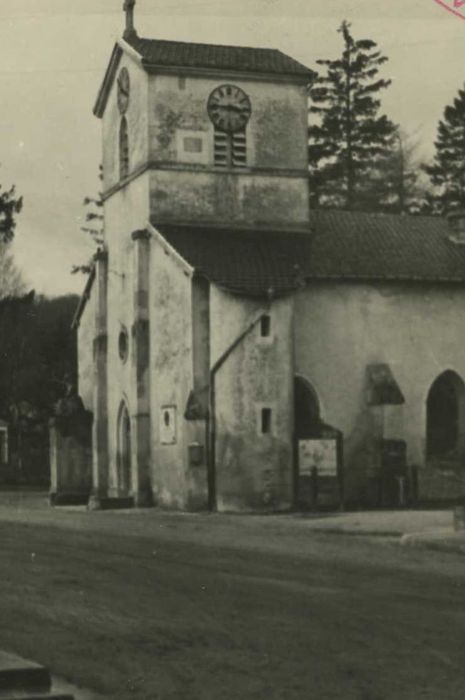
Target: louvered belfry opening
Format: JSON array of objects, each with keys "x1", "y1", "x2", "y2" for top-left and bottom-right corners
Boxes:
[{"x1": 214, "y1": 128, "x2": 247, "y2": 168}]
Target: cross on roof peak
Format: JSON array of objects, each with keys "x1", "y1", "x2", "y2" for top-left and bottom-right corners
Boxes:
[{"x1": 123, "y1": 0, "x2": 137, "y2": 40}]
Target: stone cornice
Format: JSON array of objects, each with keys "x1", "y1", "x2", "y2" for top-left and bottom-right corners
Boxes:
[
  {"x1": 142, "y1": 62, "x2": 312, "y2": 86},
  {"x1": 102, "y1": 161, "x2": 309, "y2": 201}
]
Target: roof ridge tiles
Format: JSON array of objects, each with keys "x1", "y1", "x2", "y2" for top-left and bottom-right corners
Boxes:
[
  {"x1": 131, "y1": 35, "x2": 281, "y2": 55},
  {"x1": 124, "y1": 34, "x2": 313, "y2": 77}
]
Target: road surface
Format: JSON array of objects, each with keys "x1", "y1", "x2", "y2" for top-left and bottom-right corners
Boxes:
[{"x1": 0, "y1": 494, "x2": 464, "y2": 699}]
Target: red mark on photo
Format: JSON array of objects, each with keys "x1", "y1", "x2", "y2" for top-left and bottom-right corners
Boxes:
[{"x1": 434, "y1": 0, "x2": 465, "y2": 19}]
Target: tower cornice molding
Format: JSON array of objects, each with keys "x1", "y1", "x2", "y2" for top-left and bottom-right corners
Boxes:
[
  {"x1": 101, "y1": 161, "x2": 309, "y2": 201},
  {"x1": 142, "y1": 62, "x2": 310, "y2": 86}
]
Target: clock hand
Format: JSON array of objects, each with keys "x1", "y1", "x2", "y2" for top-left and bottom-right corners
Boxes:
[{"x1": 219, "y1": 103, "x2": 248, "y2": 113}]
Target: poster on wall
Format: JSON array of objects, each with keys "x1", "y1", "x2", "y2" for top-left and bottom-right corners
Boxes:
[
  {"x1": 298, "y1": 439, "x2": 338, "y2": 477},
  {"x1": 160, "y1": 406, "x2": 177, "y2": 445}
]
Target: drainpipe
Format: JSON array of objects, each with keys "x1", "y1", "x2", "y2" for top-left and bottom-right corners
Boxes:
[{"x1": 207, "y1": 307, "x2": 270, "y2": 511}]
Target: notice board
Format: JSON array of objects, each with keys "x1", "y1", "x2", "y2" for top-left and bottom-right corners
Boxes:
[{"x1": 298, "y1": 439, "x2": 338, "y2": 477}]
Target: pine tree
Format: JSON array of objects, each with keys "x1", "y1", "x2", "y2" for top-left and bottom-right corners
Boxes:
[
  {"x1": 371, "y1": 129, "x2": 432, "y2": 215},
  {"x1": 424, "y1": 84, "x2": 465, "y2": 214},
  {"x1": 0, "y1": 244, "x2": 27, "y2": 299},
  {"x1": 309, "y1": 20, "x2": 397, "y2": 211}
]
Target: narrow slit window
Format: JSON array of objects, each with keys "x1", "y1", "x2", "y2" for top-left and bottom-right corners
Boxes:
[
  {"x1": 260, "y1": 315, "x2": 271, "y2": 338},
  {"x1": 119, "y1": 116, "x2": 129, "y2": 180},
  {"x1": 261, "y1": 408, "x2": 272, "y2": 435}
]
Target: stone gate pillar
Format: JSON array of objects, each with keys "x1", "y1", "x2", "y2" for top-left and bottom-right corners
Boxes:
[
  {"x1": 131, "y1": 230, "x2": 153, "y2": 507},
  {"x1": 89, "y1": 249, "x2": 109, "y2": 508}
]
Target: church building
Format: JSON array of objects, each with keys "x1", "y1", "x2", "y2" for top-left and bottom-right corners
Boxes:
[{"x1": 73, "y1": 2, "x2": 465, "y2": 511}]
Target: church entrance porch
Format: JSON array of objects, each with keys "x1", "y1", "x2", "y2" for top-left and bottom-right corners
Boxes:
[{"x1": 293, "y1": 376, "x2": 343, "y2": 510}]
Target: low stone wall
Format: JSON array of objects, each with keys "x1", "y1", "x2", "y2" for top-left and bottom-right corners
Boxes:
[{"x1": 417, "y1": 463, "x2": 465, "y2": 503}]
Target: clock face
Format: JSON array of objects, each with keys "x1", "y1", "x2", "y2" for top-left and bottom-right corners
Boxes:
[
  {"x1": 207, "y1": 84, "x2": 252, "y2": 133},
  {"x1": 117, "y1": 68, "x2": 130, "y2": 114}
]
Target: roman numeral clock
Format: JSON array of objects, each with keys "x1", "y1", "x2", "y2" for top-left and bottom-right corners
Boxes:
[{"x1": 207, "y1": 84, "x2": 252, "y2": 133}]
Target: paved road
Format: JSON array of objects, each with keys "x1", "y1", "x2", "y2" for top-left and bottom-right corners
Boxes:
[{"x1": 1, "y1": 494, "x2": 465, "y2": 699}]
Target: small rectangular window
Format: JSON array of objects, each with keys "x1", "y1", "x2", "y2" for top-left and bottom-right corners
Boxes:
[
  {"x1": 178, "y1": 76, "x2": 186, "y2": 90},
  {"x1": 183, "y1": 137, "x2": 203, "y2": 153},
  {"x1": 260, "y1": 315, "x2": 271, "y2": 338},
  {"x1": 261, "y1": 408, "x2": 272, "y2": 435}
]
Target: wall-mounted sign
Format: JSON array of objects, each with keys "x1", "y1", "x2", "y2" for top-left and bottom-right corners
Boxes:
[
  {"x1": 160, "y1": 406, "x2": 176, "y2": 445},
  {"x1": 298, "y1": 439, "x2": 338, "y2": 477}
]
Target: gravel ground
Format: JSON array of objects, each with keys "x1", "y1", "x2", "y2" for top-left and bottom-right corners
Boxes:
[{"x1": 1, "y1": 491, "x2": 464, "y2": 699}]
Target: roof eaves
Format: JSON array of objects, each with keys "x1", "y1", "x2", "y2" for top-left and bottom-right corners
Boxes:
[
  {"x1": 93, "y1": 43, "x2": 124, "y2": 118},
  {"x1": 148, "y1": 222, "x2": 195, "y2": 277},
  {"x1": 93, "y1": 39, "x2": 144, "y2": 119},
  {"x1": 72, "y1": 266, "x2": 96, "y2": 330},
  {"x1": 214, "y1": 283, "x2": 297, "y2": 299},
  {"x1": 305, "y1": 273, "x2": 465, "y2": 284},
  {"x1": 140, "y1": 60, "x2": 313, "y2": 83}
]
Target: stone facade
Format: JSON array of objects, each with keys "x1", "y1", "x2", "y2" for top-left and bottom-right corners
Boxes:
[
  {"x1": 294, "y1": 281, "x2": 465, "y2": 504},
  {"x1": 74, "y1": 26, "x2": 465, "y2": 513}
]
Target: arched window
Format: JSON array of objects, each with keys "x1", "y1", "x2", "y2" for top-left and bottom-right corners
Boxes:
[
  {"x1": 426, "y1": 370, "x2": 465, "y2": 459},
  {"x1": 119, "y1": 117, "x2": 129, "y2": 180},
  {"x1": 117, "y1": 401, "x2": 131, "y2": 494}
]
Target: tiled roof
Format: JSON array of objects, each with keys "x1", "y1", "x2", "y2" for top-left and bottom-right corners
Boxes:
[
  {"x1": 155, "y1": 224, "x2": 312, "y2": 297},
  {"x1": 307, "y1": 210, "x2": 465, "y2": 282},
  {"x1": 154, "y1": 211, "x2": 465, "y2": 297},
  {"x1": 126, "y1": 35, "x2": 314, "y2": 78}
]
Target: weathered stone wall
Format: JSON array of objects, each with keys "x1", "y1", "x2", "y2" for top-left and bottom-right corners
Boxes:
[
  {"x1": 149, "y1": 169, "x2": 308, "y2": 227},
  {"x1": 77, "y1": 283, "x2": 96, "y2": 412},
  {"x1": 101, "y1": 63, "x2": 310, "y2": 227},
  {"x1": 104, "y1": 174, "x2": 150, "y2": 495},
  {"x1": 102, "y1": 52, "x2": 149, "y2": 192},
  {"x1": 210, "y1": 288, "x2": 294, "y2": 512},
  {"x1": 147, "y1": 73, "x2": 309, "y2": 227},
  {"x1": 294, "y1": 281, "x2": 465, "y2": 502},
  {"x1": 150, "y1": 233, "x2": 208, "y2": 509},
  {"x1": 149, "y1": 74, "x2": 308, "y2": 169}
]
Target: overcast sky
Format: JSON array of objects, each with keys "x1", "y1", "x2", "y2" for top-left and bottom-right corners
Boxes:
[{"x1": 1, "y1": 0, "x2": 464, "y2": 297}]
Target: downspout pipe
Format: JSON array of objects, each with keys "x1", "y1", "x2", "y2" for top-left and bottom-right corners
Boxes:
[{"x1": 207, "y1": 307, "x2": 270, "y2": 512}]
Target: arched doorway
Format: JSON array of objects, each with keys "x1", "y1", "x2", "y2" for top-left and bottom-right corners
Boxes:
[
  {"x1": 294, "y1": 376, "x2": 321, "y2": 440},
  {"x1": 294, "y1": 377, "x2": 322, "y2": 509},
  {"x1": 426, "y1": 370, "x2": 465, "y2": 460},
  {"x1": 117, "y1": 402, "x2": 132, "y2": 495}
]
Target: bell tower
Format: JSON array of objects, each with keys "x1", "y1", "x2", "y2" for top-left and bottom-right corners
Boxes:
[{"x1": 95, "y1": 10, "x2": 313, "y2": 229}]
